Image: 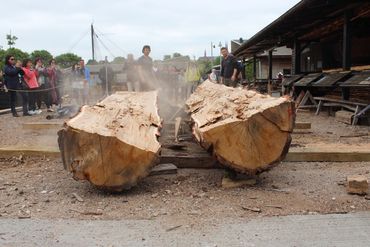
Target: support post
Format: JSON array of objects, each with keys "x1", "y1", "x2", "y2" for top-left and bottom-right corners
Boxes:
[
  {"x1": 342, "y1": 11, "x2": 352, "y2": 70},
  {"x1": 91, "y1": 24, "x2": 95, "y2": 61},
  {"x1": 105, "y1": 56, "x2": 109, "y2": 96},
  {"x1": 268, "y1": 50, "x2": 273, "y2": 95},
  {"x1": 253, "y1": 55, "x2": 257, "y2": 82},
  {"x1": 293, "y1": 39, "x2": 301, "y2": 75}
]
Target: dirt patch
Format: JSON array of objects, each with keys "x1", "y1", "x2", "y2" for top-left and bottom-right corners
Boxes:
[{"x1": 0, "y1": 156, "x2": 370, "y2": 223}]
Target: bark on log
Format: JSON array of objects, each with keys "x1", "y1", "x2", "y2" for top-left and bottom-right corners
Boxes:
[
  {"x1": 186, "y1": 80, "x2": 295, "y2": 174},
  {"x1": 58, "y1": 91, "x2": 161, "y2": 191}
]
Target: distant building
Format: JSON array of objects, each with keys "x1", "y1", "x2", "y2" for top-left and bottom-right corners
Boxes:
[
  {"x1": 252, "y1": 46, "x2": 292, "y2": 79},
  {"x1": 233, "y1": 37, "x2": 292, "y2": 80},
  {"x1": 230, "y1": 38, "x2": 246, "y2": 54}
]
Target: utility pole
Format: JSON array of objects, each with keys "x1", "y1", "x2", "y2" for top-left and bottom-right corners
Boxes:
[
  {"x1": 210, "y1": 42, "x2": 215, "y2": 67},
  {"x1": 91, "y1": 24, "x2": 95, "y2": 61},
  {"x1": 105, "y1": 56, "x2": 109, "y2": 97}
]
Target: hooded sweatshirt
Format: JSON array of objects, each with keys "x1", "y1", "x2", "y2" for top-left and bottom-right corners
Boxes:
[{"x1": 22, "y1": 67, "x2": 39, "y2": 89}]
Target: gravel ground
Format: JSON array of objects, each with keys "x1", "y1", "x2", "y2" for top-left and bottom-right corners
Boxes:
[
  {"x1": 1, "y1": 156, "x2": 370, "y2": 222},
  {"x1": 0, "y1": 110, "x2": 370, "y2": 223}
]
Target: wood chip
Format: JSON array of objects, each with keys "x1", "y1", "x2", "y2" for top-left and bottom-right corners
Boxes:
[
  {"x1": 69, "y1": 209, "x2": 103, "y2": 215},
  {"x1": 166, "y1": 225, "x2": 182, "y2": 232},
  {"x1": 265, "y1": 205, "x2": 283, "y2": 209},
  {"x1": 242, "y1": 206, "x2": 261, "y2": 213},
  {"x1": 18, "y1": 215, "x2": 31, "y2": 219},
  {"x1": 72, "y1": 193, "x2": 84, "y2": 202}
]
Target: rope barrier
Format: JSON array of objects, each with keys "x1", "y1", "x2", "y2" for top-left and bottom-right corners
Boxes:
[{"x1": 0, "y1": 85, "x2": 64, "y2": 93}]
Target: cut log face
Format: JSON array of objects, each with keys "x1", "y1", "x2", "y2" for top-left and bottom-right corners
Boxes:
[
  {"x1": 186, "y1": 80, "x2": 295, "y2": 174},
  {"x1": 58, "y1": 91, "x2": 161, "y2": 191}
]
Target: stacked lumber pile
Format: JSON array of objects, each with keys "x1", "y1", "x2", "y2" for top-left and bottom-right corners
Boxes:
[
  {"x1": 58, "y1": 91, "x2": 161, "y2": 191},
  {"x1": 186, "y1": 80, "x2": 295, "y2": 174}
]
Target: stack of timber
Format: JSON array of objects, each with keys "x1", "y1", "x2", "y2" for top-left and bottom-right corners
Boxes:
[
  {"x1": 58, "y1": 91, "x2": 161, "y2": 191},
  {"x1": 186, "y1": 80, "x2": 295, "y2": 174}
]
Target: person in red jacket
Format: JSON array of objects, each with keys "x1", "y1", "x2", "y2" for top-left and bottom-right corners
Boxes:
[
  {"x1": 46, "y1": 59, "x2": 59, "y2": 106},
  {"x1": 22, "y1": 59, "x2": 41, "y2": 115}
]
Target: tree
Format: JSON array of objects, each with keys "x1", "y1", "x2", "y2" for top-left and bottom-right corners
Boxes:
[
  {"x1": 54, "y1": 53, "x2": 81, "y2": 68},
  {"x1": 197, "y1": 60, "x2": 212, "y2": 76},
  {"x1": 0, "y1": 48, "x2": 29, "y2": 70},
  {"x1": 172, "y1": 52, "x2": 182, "y2": 58},
  {"x1": 213, "y1": 56, "x2": 221, "y2": 66},
  {"x1": 86, "y1": 59, "x2": 98, "y2": 65},
  {"x1": 6, "y1": 33, "x2": 18, "y2": 48},
  {"x1": 112, "y1": 56, "x2": 125, "y2": 64},
  {"x1": 30, "y1": 50, "x2": 53, "y2": 64},
  {"x1": 245, "y1": 62, "x2": 254, "y2": 81},
  {"x1": 163, "y1": 55, "x2": 171, "y2": 60}
]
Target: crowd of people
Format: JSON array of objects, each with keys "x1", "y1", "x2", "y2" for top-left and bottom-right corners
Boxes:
[
  {"x1": 0, "y1": 45, "x2": 245, "y2": 118},
  {"x1": 1, "y1": 55, "x2": 62, "y2": 117}
]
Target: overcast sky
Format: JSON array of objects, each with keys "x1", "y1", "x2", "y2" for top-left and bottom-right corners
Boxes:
[{"x1": 0, "y1": 0, "x2": 300, "y2": 61}]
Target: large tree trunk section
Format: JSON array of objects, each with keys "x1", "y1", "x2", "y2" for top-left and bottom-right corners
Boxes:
[
  {"x1": 58, "y1": 91, "x2": 161, "y2": 191},
  {"x1": 186, "y1": 80, "x2": 295, "y2": 174}
]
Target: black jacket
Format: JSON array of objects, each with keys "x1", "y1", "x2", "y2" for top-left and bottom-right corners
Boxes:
[
  {"x1": 3, "y1": 65, "x2": 24, "y2": 90},
  {"x1": 221, "y1": 54, "x2": 237, "y2": 79}
]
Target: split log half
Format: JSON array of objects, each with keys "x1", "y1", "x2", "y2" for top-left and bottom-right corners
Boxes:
[
  {"x1": 186, "y1": 80, "x2": 295, "y2": 174},
  {"x1": 58, "y1": 91, "x2": 161, "y2": 191}
]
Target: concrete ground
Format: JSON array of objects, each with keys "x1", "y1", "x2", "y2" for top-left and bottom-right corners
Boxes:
[{"x1": 1, "y1": 212, "x2": 370, "y2": 247}]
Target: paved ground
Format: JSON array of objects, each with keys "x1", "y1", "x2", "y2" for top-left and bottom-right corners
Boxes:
[{"x1": 1, "y1": 212, "x2": 370, "y2": 247}]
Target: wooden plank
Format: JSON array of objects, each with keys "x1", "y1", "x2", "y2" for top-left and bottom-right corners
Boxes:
[
  {"x1": 295, "y1": 122, "x2": 311, "y2": 129},
  {"x1": 285, "y1": 151, "x2": 370, "y2": 162},
  {"x1": 160, "y1": 154, "x2": 217, "y2": 169},
  {"x1": 1, "y1": 147, "x2": 370, "y2": 164},
  {"x1": 0, "y1": 107, "x2": 22, "y2": 115},
  {"x1": 314, "y1": 97, "x2": 368, "y2": 106},
  {"x1": 0, "y1": 146, "x2": 60, "y2": 158},
  {"x1": 149, "y1": 163, "x2": 178, "y2": 176},
  {"x1": 22, "y1": 122, "x2": 63, "y2": 130},
  {"x1": 351, "y1": 65, "x2": 370, "y2": 71}
]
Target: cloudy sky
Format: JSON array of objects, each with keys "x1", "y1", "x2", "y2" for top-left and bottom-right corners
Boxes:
[{"x1": 0, "y1": 0, "x2": 299, "y2": 61}]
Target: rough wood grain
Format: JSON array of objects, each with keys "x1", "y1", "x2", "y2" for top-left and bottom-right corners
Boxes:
[
  {"x1": 58, "y1": 91, "x2": 161, "y2": 191},
  {"x1": 186, "y1": 80, "x2": 295, "y2": 174}
]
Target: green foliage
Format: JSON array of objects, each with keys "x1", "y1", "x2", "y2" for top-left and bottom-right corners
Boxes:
[
  {"x1": 163, "y1": 55, "x2": 171, "y2": 60},
  {"x1": 86, "y1": 59, "x2": 98, "y2": 65},
  {"x1": 6, "y1": 33, "x2": 18, "y2": 48},
  {"x1": 112, "y1": 56, "x2": 125, "y2": 64},
  {"x1": 0, "y1": 48, "x2": 29, "y2": 70},
  {"x1": 172, "y1": 52, "x2": 182, "y2": 58},
  {"x1": 54, "y1": 53, "x2": 81, "y2": 68},
  {"x1": 30, "y1": 50, "x2": 53, "y2": 64},
  {"x1": 213, "y1": 56, "x2": 221, "y2": 66},
  {"x1": 245, "y1": 62, "x2": 254, "y2": 81},
  {"x1": 197, "y1": 60, "x2": 212, "y2": 76}
]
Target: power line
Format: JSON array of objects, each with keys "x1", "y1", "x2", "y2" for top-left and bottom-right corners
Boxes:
[
  {"x1": 95, "y1": 33, "x2": 116, "y2": 58},
  {"x1": 67, "y1": 28, "x2": 90, "y2": 53},
  {"x1": 94, "y1": 26, "x2": 128, "y2": 56}
]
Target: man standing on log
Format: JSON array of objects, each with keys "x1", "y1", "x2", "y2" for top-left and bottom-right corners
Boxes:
[
  {"x1": 137, "y1": 45, "x2": 155, "y2": 91},
  {"x1": 220, "y1": 47, "x2": 238, "y2": 87}
]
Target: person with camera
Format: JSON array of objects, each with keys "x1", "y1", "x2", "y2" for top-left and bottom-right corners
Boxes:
[
  {"x1": 3, "y1": 55, "x2": 26, "y2": 117},
  {"x1": 22, "y1": 59, "x2": 41, "y2": 115}
]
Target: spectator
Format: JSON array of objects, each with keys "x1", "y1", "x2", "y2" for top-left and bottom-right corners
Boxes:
[
  {"x1": 22, "y1": 59, "x2": 40, "y2": 115},
  {"x1": 125, "y1": 54, "x2": 140, "y2": 92},
  {"x1": 71, "y1": 63, "x2": 83, "y2": 105},
  {"x1": 35, "y1": 58, "x2": 51, "y2": 112},
  {"x1": 98, "y1": 65, "x2": 114, "y2": 96},
  {"x1": 47, "y1": 59, "x2": 59, "y2": 107},
  {"x1": 76, "y1": 59, "x2": 90, "y2": 105},
  {"x1": 2, "y1": 55, "x2": 25, "y2": 117},
  {"x1": 137, "y1": 45, "x2": 155, "y2": 91},
  {"x1": 220, "y1": 47, "x2": 238, "y2": 87}
]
